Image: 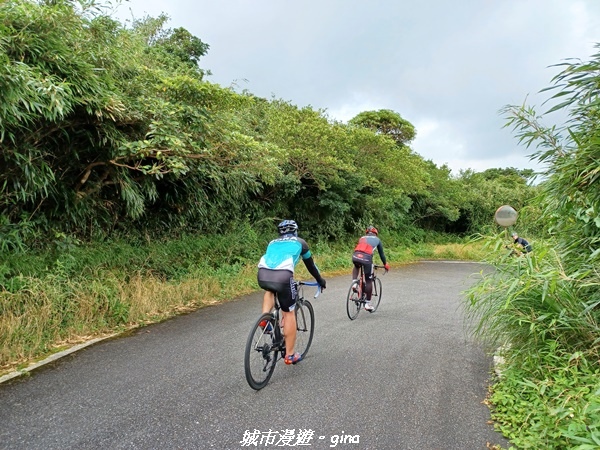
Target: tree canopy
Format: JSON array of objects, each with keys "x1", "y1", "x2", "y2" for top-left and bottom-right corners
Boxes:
[
  {"x1": 0, "y1": 0, "x2": 535, "y2": 250},
  {"x1": 349, "y1": 109, "x2": 417, "y2": 146}
]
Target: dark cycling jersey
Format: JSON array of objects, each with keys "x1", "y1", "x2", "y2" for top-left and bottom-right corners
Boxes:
[{"x1": 514, "y1": 236, "x2": 532, "y2": 253}]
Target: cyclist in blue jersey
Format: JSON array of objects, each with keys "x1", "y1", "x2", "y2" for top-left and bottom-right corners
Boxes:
[
  {"x1": 351, "y1": 226, "x2": 390, "y2": 312},
  {"x1": 257, "y1": 220, "x2": 326, "y2": 365}
]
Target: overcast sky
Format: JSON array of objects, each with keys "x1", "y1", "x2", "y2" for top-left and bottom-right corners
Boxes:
[{"x1": 114, "y1": 0, "x2": 600, "y2": 175}]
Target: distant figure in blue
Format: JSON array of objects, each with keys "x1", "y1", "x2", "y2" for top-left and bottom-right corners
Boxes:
[{"x1": 511, "y1": 232, "x2": 532, "y2": 253}]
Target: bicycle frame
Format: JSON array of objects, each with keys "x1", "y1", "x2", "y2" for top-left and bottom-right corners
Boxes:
[
  {"x1": 273, "y1": 281, "x2": 320, "y2": 348},
  {"x1": 273, "y1": 281, "x2": 321, "y2": 320},
  {"x1": 355, "y1": 264, "x2": 384, "y2": 299},
  {"x1": 244, "y1": 280, "x2": 320, "y2": 390},
  {"x1": 347, "y1": 264, "x2": 385, "y2": 320}
]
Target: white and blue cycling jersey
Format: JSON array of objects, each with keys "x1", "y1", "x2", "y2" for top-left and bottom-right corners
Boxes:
[{"x1": 258, "y1": 236, "x2": 311, "y2": 273}]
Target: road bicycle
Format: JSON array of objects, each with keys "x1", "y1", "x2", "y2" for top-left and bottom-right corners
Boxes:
[
  {"x1": 346, "y1": 264, "x2": 385, "y2": 320},
  {"x1": 244, "y1": 281, "x2": 321, "y2": 390}
]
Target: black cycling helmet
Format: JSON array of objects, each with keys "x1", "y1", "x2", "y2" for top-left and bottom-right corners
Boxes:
[
  {"x1": 366, "y1": 225, "x2": 378, "y2": 235},
  {"x1": 278, "y1": 219, "x2": 298, "y2": 236}
]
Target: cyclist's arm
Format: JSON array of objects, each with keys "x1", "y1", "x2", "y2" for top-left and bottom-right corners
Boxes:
[
  {"x1": 298, "y1": 239, "x2": 324, "y2": 282},
  {"x1": 302, "y1": 255, "x2": 323, "y2": 280},
  {"x1": 376, "y1": 241, "x2": 387, "y2": 265}
]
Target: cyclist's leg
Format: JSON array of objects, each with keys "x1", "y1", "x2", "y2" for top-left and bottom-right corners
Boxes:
[
  {"x1": 351, "y1": 253, "x2": 366, "y2": 292},
  {"x1": 351, "y1": 255, "x2": 360, "y2": 281},
  {"x1": 278, "y1": 277, "x2": 301, "y2": 362},
  {"x1": 282, "y1": 310, "x2": 297, "y2": 358},
  {"x1": 257, "y1": 269, "x2": 276, "y2": 313},
  {"x1": 359, "y1": 259, "x2": 375, "y2": 312},
  {"x1": 363, "y1": 260, "x2": 374, "y2": 300},
  {"x1": 262, "y1": 291, "x2": 275, "y2": 314}
]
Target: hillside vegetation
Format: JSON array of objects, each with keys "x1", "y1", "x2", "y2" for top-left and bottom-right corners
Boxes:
[
  {"x1": 0, "y1": 0, "x2": 536, "y2": 249},
  {"x1": 465, "y1": 47, "x2": 600, "y2": 448}
]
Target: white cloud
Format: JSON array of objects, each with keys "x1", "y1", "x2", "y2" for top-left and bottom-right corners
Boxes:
[{"x1": 113, "y1": 0, "x2": 600, "y2": 174}]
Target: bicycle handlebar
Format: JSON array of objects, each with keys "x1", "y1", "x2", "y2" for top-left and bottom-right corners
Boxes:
[
  {"x1": 373, "y1": 264, "x2": 388, "y2": 274},
  {"x1": 298, "y1": 281, "x2": 321, "y2": 298}
]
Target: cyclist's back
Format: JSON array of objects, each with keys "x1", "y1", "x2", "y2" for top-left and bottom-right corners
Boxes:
[
  {"x1": 354, "y1": 234, "x2": 384, "y2": 260},
  {"x1": 351, "y1": 226, "x2": 389, "y2": 312},
  {"x1": 258, "y1": 235, "x2": 310, "y2": 273}
]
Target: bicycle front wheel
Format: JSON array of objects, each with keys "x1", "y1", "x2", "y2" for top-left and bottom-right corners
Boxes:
[
  {"x1": 294, "y1": 299, "x2": 315, "y2": 359},
  {"x1": 244, "y1": 313, "x2": 278, "y2": 390},
  {"x1": 371, "y1": 276, "x2": 383, "y2": 312},
  {"x1": 346, "y1": 283, "x2": 361, "y2": 320}
]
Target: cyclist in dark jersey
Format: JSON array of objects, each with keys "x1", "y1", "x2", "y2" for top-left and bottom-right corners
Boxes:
[
  {"x1": 257, "y1": 220, "x2": 326, "y2": 365},
  {"x1": 351, "y1": 226, "x2": 389, "y2": 312},
  {"x1": 511, "y1": 232, "x2": 532, "y2": 253}
]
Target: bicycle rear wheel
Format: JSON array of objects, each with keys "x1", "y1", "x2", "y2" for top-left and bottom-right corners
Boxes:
[
  {"x1": 294, "y1": 299, "x2": 315, "y2": 359},
  {"x1": 346, "y1": 282, "x2": 361, "y2": 320},
  {"x1": 244, "y1": 313, "x2": 279, "y2": 390},
  {"x1": 370, "y1": 276, "x2": 383, "y2": 312}
]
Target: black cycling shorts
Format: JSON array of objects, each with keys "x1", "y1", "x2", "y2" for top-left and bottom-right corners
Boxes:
[
  {"x1": 352, "y1": 252, "x2": 374, "y2": 280},
  {"x1": 257, "y1": 268, "x2": 298, "y2": 312}
]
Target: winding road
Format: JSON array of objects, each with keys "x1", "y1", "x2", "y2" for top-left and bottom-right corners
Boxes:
[{"x1": 0, "y1": 261, "x2": 509, "y2": 449}]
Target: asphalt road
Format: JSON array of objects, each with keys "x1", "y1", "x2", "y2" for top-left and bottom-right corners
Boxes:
[{"x1": 0, "y1": 261, "x2": 509, "y2": 450}]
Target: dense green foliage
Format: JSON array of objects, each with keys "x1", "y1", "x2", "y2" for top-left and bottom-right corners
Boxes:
[
  {"x1": 491, "y1": 350, "x2": 600, "y2": 449},
  {"x1": 466, "y1": 46, "x2": 600, "y2": 448},
  {"x1": 0, "y1": 0, "x2": 535, "y2": 253},
  {"x1": 0, "y1": 0, "x2": 263, "y2": 246}
]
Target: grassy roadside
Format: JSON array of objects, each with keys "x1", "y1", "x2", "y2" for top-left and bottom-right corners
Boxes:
[
  {"x1": 464, "y1": 237, "x2": 600, "y2": 449},
  {"x1": 0, "y1": 236, "x2": 484, "y2": 377}
]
